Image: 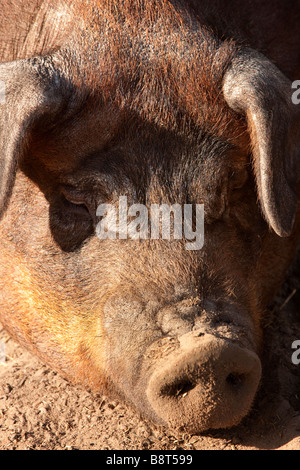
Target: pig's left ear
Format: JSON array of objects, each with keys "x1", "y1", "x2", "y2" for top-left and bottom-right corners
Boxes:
[
  {"x1": 0, "y1": 58, "x2": 68, "y2": 218},
  {"x1": 223, "y1": 49, "x2": 300, "y2": 237}
]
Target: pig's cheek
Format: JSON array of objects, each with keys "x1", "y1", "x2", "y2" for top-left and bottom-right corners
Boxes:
[{"x1": 101, "y1": 296, "x2": 161, "y2": 379}]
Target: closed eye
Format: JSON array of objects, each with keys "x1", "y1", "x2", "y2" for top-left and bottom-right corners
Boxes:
[
  {"x1": 60, "y1": 185, "x2": 92, "y2": 219},
  {"x1": 61, "y1": 195, "x2": 91, "y2": 218},
  {"x1": 229, "y1": 168, "x2": 249, "y2": 191}
]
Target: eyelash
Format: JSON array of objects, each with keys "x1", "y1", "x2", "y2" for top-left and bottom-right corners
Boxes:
[{"x1": 60, "y1": 186, "x2": 92, "y2": 219}]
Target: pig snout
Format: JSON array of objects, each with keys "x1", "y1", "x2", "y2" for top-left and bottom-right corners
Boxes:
[{"x1": 146, "y1": 331, "x2": 262, "y2": 433}]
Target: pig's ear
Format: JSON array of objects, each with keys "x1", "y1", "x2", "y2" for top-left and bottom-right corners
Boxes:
[
  {"x1": 0, "y1": 58, "x2": 67, "y2": 218},
  {"x1": 223, "y1": 49, "x2": 300, "y2": 237}
]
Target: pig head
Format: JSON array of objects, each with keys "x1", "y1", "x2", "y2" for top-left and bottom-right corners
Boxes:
[{"x1": 0, "y1": 3, "x2": 300, "y2": 433}]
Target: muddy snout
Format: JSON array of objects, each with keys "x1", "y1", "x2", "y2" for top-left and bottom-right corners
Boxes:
[{"x1": 146, "y1": 331, "x2": 262, "y2": 433}]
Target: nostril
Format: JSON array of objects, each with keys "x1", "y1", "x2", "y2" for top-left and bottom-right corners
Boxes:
[
  {"x1": 160, "y1": 378, "x2": 196, "y2": 398},
  {"x1": 226, "y1": 372, "x2": 246, "y2": 392}
]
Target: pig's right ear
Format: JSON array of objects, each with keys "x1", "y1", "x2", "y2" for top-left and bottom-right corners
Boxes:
[
  {"x1": 223, "y1": 49, "x2": 300, "y2": 237},
  {"x1": 0, "y1": 58, "x2": 67, "y2": 218}
]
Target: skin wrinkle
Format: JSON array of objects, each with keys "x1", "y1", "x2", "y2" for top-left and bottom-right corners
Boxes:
[{"x1": 0, "y1": 1, "x2": 74, "y2": 62}]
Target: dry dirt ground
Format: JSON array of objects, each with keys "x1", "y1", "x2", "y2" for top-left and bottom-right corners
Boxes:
[{"x1": 0, "y1": 253, "x2": 299, "y2": 451}]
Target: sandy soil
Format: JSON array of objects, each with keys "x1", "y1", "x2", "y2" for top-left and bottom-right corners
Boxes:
[{"x1": 0, "y1": 254, "x2": 299, "y2": 451}]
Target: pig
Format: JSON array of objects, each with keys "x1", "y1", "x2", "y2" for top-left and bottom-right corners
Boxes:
[{"x1": 0, "y1": 0, "x2": 299, "y2": 433}]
